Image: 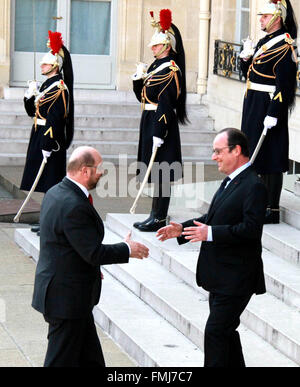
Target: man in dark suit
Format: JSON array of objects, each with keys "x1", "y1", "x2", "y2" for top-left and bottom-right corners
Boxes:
[
  {"x1": 32, "y1": 146, "x2": 149, "y2": 367},
  {"x1": 157, "y1": 128, "x2": 268, "y2": 367}
]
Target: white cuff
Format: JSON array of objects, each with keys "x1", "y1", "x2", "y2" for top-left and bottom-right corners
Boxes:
[
  {"x1": 207, "y1": 226, "x2": 213, "y2": 242},
  {"x1": 125, "y1": 242, "x2": 131, "y2": 256}
]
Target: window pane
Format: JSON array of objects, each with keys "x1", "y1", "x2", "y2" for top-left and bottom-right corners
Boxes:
[
  {"x1": 242, "y1": 0, "x2": 249, "y2": 8},
  {"x1": 240, "y1": 10, "x2": 250, "y2": 40},
  {"x1": 15, "y1": 0, "x2": 57, "y2": 52},
  {"x1": 70, "y1": 0, "x2": 111, "y2": 55}
]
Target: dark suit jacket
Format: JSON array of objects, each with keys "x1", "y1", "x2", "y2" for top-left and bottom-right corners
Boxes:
[
  {"x1": 178, "y1": 166, "x2": 268, "y2": 296},
  {"x1": 32, "y1": 177, "x2": 130, "y2": 319}
]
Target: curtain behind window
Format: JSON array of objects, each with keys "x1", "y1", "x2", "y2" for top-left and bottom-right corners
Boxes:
[
  {"x1": 15, "y1": 0, "x2": 57, "y2": 52},
  {"x1": 70, "y1": 0, "x2": 111, "y2": 55}
]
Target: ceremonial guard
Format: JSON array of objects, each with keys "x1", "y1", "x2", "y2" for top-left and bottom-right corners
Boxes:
[
  {"x1": 132, "y1": 9, "x2": 187, "y2": 232},
  {"x1": 240, "y1": 0, "x2": 298, "y2": 224},
  {"x1": 20, "y1": 31, "x2": 73, "y2": 197}
]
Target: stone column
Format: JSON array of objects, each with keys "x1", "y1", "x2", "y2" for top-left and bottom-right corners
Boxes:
[{"x1": 197, "y1": 0, "x2": 211, "y2": 96}]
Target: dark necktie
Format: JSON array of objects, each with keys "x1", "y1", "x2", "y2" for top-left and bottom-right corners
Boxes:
[
  {"x1": 88, "y1": 193, "x2": 93, "y2": 206},
  {"x1": 214, "y1": 176, "x2": 231, "y2": 201}
]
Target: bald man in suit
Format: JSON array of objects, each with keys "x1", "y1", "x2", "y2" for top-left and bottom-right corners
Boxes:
[{"x1": 32, "y1": 146, "x2": 149, "y2": 367}]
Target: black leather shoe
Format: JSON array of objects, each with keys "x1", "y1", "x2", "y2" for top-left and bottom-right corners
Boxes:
[
  {"x1": 133, "y1": 215, "x2": 153, "y2": 229},
  {"x1": 264, "y1": 208, "x2": 280, "y2": 224},
  {"x1": 135, "y1": 218, "x2": 166, "y2": 232},
  {"x1": 31, "y1": 224, "x2": 40, "y2": 233}
]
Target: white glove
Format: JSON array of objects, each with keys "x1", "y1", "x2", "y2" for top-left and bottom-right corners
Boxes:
[
  {"x1": 42, "y1": 150, "x2": 52, "y2": 161},
  {"x1": 152, "y1": 136, "x2": 164, "y2": 153},
  {"x1": 263, "y1": 115, "x2": 278, "y2": 130},
  {"x1": 131, "y1": 62, "x2": 148, "y2": 81},
  {"x1": 240, "y1": 36, "x2": 255, "y2": 60},
  {"x1": 24, "y1": 80, "x2": 40, "y2": 99}
]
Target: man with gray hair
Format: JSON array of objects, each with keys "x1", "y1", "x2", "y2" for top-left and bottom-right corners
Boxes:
[{"x1": 32, "y1": 146, "x2": 149, "y2": 367}]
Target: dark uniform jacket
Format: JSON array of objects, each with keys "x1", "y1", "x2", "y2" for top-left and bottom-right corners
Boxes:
[
  {"x1": 20, "y1": 74, "x2": 69, "y2": 193},
  {"x1": 177, "y1": 166, "x2": 267, "y2": 296},
  {"x1": 32, "y1": 177, "x2": 130, "y2": 319},
  {"x1": 240, "y1": 28, "x2": 297, "y2": 174},
  {"x1": 133, "y1": 55, "x2": 182, "y2": 183}
]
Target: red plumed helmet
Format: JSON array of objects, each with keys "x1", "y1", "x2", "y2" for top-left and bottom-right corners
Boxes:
[
  {"x1": 48, "y1": 30, "x2": 63, "y2": 55},
  {"x1": 159, "y1": 9, "x2": 172, "y2": 32}
]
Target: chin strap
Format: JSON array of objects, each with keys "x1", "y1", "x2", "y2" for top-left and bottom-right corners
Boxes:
[
  {"x1": 265, "y1": 12, "x2": 282, "y2": 33},
  {"x1": 154, "y1": 44, "x2": 170, "y2": 58}
]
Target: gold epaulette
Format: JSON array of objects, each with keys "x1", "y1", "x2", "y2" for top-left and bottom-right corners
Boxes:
[{"x1": 169, "y1": 60, "x2": 179, "y2": 72}]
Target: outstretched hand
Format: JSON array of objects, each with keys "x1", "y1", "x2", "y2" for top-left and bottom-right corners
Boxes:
[
  {"x1": 125, "y1": 232, "x2": 149, "y2": 259},
  {"x1": 182, "y1": 220, "x2": 208, "y2": 242},
  {"x1": 156, "y1": 221, "x2": 183, "y2": 242}
]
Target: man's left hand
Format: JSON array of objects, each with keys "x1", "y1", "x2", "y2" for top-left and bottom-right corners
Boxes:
[{"x1": 182, "y1": 220, "x2": 208, "y2": 242}]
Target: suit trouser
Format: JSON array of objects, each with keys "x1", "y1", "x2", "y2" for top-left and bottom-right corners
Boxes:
[
  {"x1": 204, "y1": 292, "x2": 252, "y2": 367},
  {"x1": 43, "y1": 312, "x2": 105, "y2": 367}
]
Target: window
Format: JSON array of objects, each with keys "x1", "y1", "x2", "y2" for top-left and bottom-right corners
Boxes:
[{"x1": 235, "y1": 0, "x2": 250, "y2": 44}]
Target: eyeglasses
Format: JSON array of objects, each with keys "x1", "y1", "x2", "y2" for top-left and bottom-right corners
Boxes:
[
  {"x1": 212, "y1": 145, "x2": 235, "y2": 155},
  {"x1": 85, "y1": 164, "x2": 104, "y2": 174}
]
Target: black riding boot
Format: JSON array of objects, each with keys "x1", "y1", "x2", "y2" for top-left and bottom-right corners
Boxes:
[
  {"x1": 135, "y1": 196, "x2": 170, "y2": 232},
  {"x1": 133, "y1": 198, "x2": 158, "y2": 229},
  {"x1": 261, "y1": 173, "x2": 283, "y2": 224}
]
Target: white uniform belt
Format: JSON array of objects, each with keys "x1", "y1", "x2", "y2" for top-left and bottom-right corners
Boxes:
[
  {"x1": 144, "y1": 103, "x2": 157, "y2": 111},
  {"x1": 35, "y1": 118, "x2": 46, "y2": 126},
  {"x1": 248, "y1": 82, "x2": 276, "y2": 93}
]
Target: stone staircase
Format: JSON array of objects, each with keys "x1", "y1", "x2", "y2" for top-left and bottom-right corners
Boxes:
[
  {"x1": 14, "y1": 185, "x2": 300, "y2": 367},
  {"x1": 0, "y1": 89, "x2": 215, "y2": 166}
]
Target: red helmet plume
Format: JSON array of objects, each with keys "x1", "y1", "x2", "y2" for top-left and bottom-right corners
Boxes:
[
  {"x1": 159, "y1": 9, "x2": 172, "y2": 32},
  {"x1": 48, "y1": 31, "x2": 63, "y2": 55}
]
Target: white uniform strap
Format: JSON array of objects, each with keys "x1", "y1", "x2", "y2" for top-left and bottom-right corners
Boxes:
[
  {"x1": 253, "y1": 33, "x2": 289, "y2": 59},
  {"x1": 35, "y1": 80, "x2": 68, "y2": 105},
  {"x1": 144, "y1": 61, "x2": 181, "y2": 82}
]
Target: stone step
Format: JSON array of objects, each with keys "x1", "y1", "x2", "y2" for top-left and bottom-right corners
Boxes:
[
  {"x1": 0, "y1": 124, "x2": 216, "y2": 144},
  {"x1": 262, "y1": 223, "x2": 300, "y2": 267},
  {"x1": 0, "y1": 112, "x2": 214, "y2": 132},
  {"x1": 104, "y1": 213, "x2": 300, "y2": 364},
  {"x1": 105, "y1": 213, "x2": 300, "y2": 309},
  {"x1": 0, "y1": 139, "x2": 213, "y2": 159},
  {"x1": 14, "y1": 227, "x2": 298, "y2": 367},
  {"x1": 0, "y1": 154, "x2": 213, "y2": 167},
  {"x1": 101, "y1": 228, "x2": 298, "y2": 367},
  {"x1": 280, "y1": 189, "x2": 300, "y2": 231},
  {"x1": 3, "y1": 87, "x2": 203, "y2": 104},
  {"x1": 0, "y1": 99, "x2": 210, "y2": 118}
]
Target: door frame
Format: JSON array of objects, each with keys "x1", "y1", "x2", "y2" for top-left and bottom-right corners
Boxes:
[{"x1": 10, "y1": 0, "x2": 118, "y2": 89}]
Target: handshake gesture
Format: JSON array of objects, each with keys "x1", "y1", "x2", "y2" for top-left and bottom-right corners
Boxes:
[
  {"x1": 157, "y1": 221, "x2": 208, "y2": 243},
  {"x1": 125, "y1": 232, "x2": 149, "y2": 259}
]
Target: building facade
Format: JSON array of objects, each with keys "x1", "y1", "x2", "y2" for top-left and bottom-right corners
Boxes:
[{"x1": 0, "y1": 0, "x2": 299, "y2": 171}]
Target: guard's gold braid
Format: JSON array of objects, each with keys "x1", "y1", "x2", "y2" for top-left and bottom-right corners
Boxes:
[
  {"x1": 174, "y1": 71, "x2": 180, "y2": 99},
  {"x1": 142, "y1": 71, "x2": 180, "y2": 109},
  {"x1": 146, "y1": 75, "x2": 173, "y2": 88},
  {"x1": 46, "y1": 89, "x2": 62, "y2": 114},
  {"x1": 272, "y1": 47, "x2": 291, "y2": 76},
  {"x1": 250, "y1": 45, "x2": 290, "y2": 79},
  {"x1": 35, "y1": 88, "x2": 67, "y2": 127},
  {"x1": 254, "y1": 45, "x2": 290, "y2": 64},
  {"x1": 158, "y1": 73, "x2": 174, "y2": 100},
  {"x1": 61, "y1": 90, "x2": 67, "y2": 118}
]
